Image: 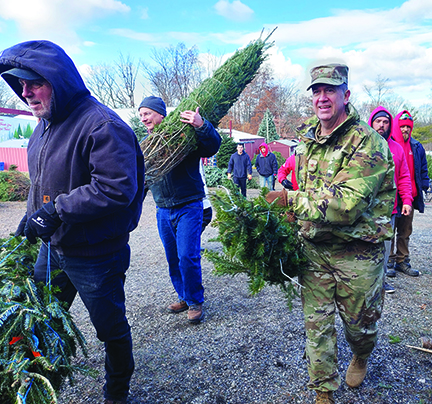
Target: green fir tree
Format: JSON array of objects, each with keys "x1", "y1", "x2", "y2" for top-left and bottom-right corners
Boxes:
[
  {"x1": 216, "y1": 133, "x2": 237, "y2": 169},
  {"x1": 257, "y1": 108, "x2": 279, "y2": 143},
  {"x1": 204, "y1": 182, "x2": 307, "y2": 308},
  {"x1": 0, "y1": 237, "x2": 93, "y2": 404},
  {"x1": 141, "y1": 30, "x2": 275, "y2": 185}
]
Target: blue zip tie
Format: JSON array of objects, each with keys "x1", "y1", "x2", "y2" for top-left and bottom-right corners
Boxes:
[
  {"x1": 17, "y1": 378, "x2": 33, "y2": 404},
  {"x1": 0, "y1": 235, "x2": 15, "y2": 249},
  {"x1": 0, "y1": 238, "x2": 27, "y2": 266},
  {"x1": 46, "y1": 241, "x2": 52, "y2": 304}
]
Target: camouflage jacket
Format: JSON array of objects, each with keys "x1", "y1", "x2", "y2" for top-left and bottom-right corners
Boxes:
[{"x1": 287, "y1": 104, "x2": 396, "y2": 244}]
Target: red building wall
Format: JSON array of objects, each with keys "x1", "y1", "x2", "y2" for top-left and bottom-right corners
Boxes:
[{"x1": 0, "y1": 148, "x2": 28, "y2": 172}]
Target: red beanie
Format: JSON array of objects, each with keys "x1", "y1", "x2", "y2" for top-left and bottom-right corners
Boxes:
[{"x1": 398, "y1": 112, "x2": 413, "y2": 129}]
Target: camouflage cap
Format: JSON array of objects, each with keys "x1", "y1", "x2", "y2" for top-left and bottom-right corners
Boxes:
[{"x1": 307, "y1": 64, "x2": 349, "y2": 91}]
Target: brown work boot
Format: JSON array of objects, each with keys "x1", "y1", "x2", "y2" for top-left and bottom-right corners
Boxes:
[
  {"x1": 346, "y1": 354, "x2": 368, "y2": 388},
  {"x1": 187, "y1": 304, "x2": 204, "y2": 323},
  {"x1": 167, "y1": 300, "x2": 188, "y2": 313},
  {"x1": 315, "y1": 391, "x2": 335, "y2": 404}
]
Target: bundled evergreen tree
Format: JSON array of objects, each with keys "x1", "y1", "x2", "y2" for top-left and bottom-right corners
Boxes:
[
  {"x1": 141, "y1": 30, "x2": 275, "y2": 186},
  {"x1": 0, "y1": 237, "x2": 92, "y2": 404},
  {"x1": 257, "y1": 108, "x2": 279, "y2": 142},
  {"x1": 204, "y1": 182, "x2": 307, "y2": 308}
]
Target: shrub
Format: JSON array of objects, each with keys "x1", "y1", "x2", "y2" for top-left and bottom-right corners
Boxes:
[
  {"x1": 0, "y1": 169, "x2": 30, "y2": 201},
  {"x1": 204, "y1": 165, "x2": 226, "y2": 187}
]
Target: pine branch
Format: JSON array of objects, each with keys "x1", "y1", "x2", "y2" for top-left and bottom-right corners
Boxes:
[
  {"x1": 0, "y1": 236, "x2": 93, "y2": 403},
  {"x1": 141, "y1": 31, "x2": 275, "y2": 185},
  {"x1": 204, "y1": 182, "x2": 307, "y2": 308}
]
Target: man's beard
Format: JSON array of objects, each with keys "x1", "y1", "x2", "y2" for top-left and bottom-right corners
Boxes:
[{"x1": 381, "y1": 128, "x2": 391, "y2": 140}]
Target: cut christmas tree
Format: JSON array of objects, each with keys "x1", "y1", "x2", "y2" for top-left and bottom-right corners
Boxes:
[
  {"x1": 141, "y1": 29, "x2": 275, "y2": 186},
  {"x1": 204, "y1": 183, "x2": 307, "y2": 308},
  {"x1": 0, "y1": 237, "x2": 92, "y2": 404}
]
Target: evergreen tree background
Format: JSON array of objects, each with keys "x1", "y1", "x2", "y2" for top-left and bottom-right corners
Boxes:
[
  {"x1": 216, "y1": 133, "x2": 237, "y2": 169},
  {"x1": 257, "y1": 108, "x2": 279, "y2": 143},
  {"x1": 130, "y1": 115, "x2": 148, "y2": 143}
]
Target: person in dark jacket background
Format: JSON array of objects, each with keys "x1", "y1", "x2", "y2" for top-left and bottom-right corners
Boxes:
[
  {"x1": 139, "y1": 96, "x2": 221, "y2": 324},
  {"x1": 0, "y1": 40, "x2": 145, "y2": 404},
  {"x1": 227, "y1": 143, "x2": 252, "y2": 196},
  {"x1": 390, "y1": 110, "x2": 429, "y2": 276},
  {"x1": 255, "y1": 142, "x2": 278, "y2": 190}
]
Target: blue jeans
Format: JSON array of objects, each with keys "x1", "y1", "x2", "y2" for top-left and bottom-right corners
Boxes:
[
  {"x1": 157, "y1": 200, "x2": 204, "y2": 305},
  {"x1": 233, "y1": 177, "x2": 247, "y2": 197},
  {"x1": 34, "y1": 243, "x2": 134, "y2": 402},
  {"x1": 259, "y1": 175, "x2": 274, "y2": 190}
]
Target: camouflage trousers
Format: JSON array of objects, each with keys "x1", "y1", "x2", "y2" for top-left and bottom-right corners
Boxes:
[{"x1": 299, "y1": 239, "x2": 385, "y2": 392}]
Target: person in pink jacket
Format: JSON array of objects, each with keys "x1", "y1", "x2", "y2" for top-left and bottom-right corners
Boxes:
[
  {"x1": 368, "y1": 106, "x2": 413, "y2": 293},
  {"x1": 277, "y1": 153, "x2": 299, "y2": 190}
]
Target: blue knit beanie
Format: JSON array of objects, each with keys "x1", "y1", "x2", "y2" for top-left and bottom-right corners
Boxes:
[{"x1": 138, "y1": 96, "x2": 167, "y2": 117}]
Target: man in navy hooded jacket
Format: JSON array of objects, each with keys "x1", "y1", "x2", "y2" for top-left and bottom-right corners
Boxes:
[{"x1": 0, "y1": 40, "x2": 145, "y2": 404}]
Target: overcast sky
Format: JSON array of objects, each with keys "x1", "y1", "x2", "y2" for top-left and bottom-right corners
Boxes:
[{"x1": 1, "y1": 0, "x2": 431, "y2": 107}]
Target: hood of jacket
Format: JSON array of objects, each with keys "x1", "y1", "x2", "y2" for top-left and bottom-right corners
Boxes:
[
  {"x1": 392, "y1": 109, "x2": 414, "y2": 145},
  {"x1": 0, "y1": 40, "x2": 90, "y2": 123},
  {"x1": 368, "y1": 106, "x2": 393, "y2": 141},
  {"x1": 259, "y1": 142, "x2": 269, "y2": 157}
]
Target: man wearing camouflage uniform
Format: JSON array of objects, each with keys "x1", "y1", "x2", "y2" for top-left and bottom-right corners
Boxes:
[{"x1": 284, "y1": 64, "x2": 395, "y2": 404}]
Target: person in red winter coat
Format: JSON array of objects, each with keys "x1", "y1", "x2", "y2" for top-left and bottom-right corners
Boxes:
[
  {"x1": 278, "y1": 154, "x2": 299, "y2": 190},
  {"x1": 390, "y1": 110, "x2": 429, "y2": 277},
  {"x1": 368, "y1": 106, "x2": 412, "y2": 293}
]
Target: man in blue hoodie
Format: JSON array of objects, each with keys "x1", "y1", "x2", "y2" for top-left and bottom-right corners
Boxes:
[
  {"x1": 227, "y1": 143, "x2": 252, "y2": 196},
  {"x1": 255, "y1": 142, "x2": 278, "y2": 190},
  {"x1": 1, "y1": 41, "x2": 145, "y2": 404}
]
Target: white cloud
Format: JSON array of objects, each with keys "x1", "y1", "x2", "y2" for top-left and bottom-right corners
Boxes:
[
  {"x1": 141, "y1": 7, "x2": 149, "y2": 20},
  {"x1": 0, "y1": 0, "x2": 130, "y2": 53},
  {"x1": 214, "y1": 0, "x2": 254, "y2": 22}
]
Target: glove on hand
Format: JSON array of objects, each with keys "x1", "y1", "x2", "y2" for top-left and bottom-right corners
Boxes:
[
  {"x1": 281, "y1": 179, "x2": 294, "y2": 190},
  {"x1": 24, "y1": 201, "x2": 62, "y2": 244},
  {"x1": 15, "y1": 213, "x2": 28, "y2": 237}
]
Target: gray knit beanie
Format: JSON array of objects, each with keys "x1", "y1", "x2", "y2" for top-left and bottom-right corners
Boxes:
[{"x1": 138, "y1": 96, "x2": 167, "y2": 117}]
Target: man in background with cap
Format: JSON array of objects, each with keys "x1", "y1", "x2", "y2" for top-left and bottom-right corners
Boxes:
[
  {"x1": 0, "y1": 40, "x2": 145, "y2": 404},
  {"x1": 139, "y1": 96, "x2": 221, "y2": 324},
  {"x1": 368, "y1": 106, "x2": 413, "y2": 293},
  {"x1": 282, "y1": 64, "x2": 395, "y2": 404},
  {"x1": 390, "y1": 110, "x2": 429, "y2": 276}
]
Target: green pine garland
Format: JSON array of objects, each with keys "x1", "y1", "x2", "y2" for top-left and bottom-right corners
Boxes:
[
  {"x1": 0, "y1": 236, "x2": 93, "y2": 404},
  {"x1": 204, "y1": 182, "x2": 308, "y2": 308},
  {"x1": 141, "y1": 29, "x2": 275, "y2": 186}
]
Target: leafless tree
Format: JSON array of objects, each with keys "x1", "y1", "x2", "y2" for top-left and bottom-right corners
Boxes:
[
  {"x1": 85, "y1": 54, "x2": 141, "y2": 109},
  {"x1": 363, "y1": 75, "x2": 392, "y2": 109},
  {"x1": 144, "y1": 43, "x2": 203, "y2": 106},
  {"x1": 0, "y1": 81, "x2": 21, "y2": 110}
]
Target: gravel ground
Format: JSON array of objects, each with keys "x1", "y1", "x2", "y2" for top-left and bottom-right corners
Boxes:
[{"x1": 1, "y1": 192, "x2": 431, "y2": 404}]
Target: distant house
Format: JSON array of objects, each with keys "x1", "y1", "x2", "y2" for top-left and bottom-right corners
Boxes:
[
  {"x1": 219, "y1": 128, "x2": 265, "y2": 160},
  {"x1": 267, "y1": 139, "x2": 300, "y2": 159},
  {"x1": 0, "y1": 108, "x2": 37, "y2": 172}
]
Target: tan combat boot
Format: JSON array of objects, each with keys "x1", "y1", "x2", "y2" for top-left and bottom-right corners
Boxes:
[
  {"x1": 346, "y1": 354, "x2": 368, "y2": 388},
  {"x1": 315, "y1": 390, "x2": 335, "y2": 404}
]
